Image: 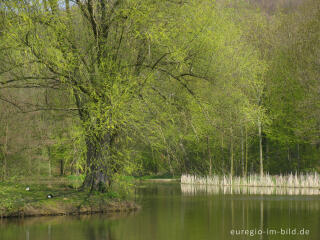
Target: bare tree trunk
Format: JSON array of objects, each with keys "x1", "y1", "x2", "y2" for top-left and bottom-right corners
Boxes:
[
  {"x1": 230, "y1": 128, "x2": 234, "y2": 181},
  {"x1": 179, "y1": 141, "x2": 188, "y2": 174},
  {"x1": 60, "y1": 159, "x2": 64, "y2": 176},
  {"x1": 297, "y1": 144, "x2": 300, "y2": 172},
  {"x1": 287, "y1": 147, "x2": 291, "y2": 170},
  {"x1": 220, "y1": 134, "x2": 226, "y2": 173},
  {"x1": 266, "y1": 137, "x2": 269, "y2": 171},
  {"x1": 241, "y1": 127, "x2": 244, "y2": 176},
  {"x1": 245, "y1": 126, "x2": 248, "y2": 177},
  {"x1": 207, "y1": 135, "x2": 212, "y2": 176},
  {"x1": 2, "y1": 123, "x2": 8, "y2": 180},
  {"x1": 258, "y1": 120, "x2": 263, "y2": 177},
  {"x1": 167, "y1": 147, "x2": 174, "y2": 176},
  {"x1": 221, "y1": 131, "x2": 225, "y2": 173}
]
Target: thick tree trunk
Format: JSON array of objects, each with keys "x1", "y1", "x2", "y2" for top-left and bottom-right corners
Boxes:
[
  {"x1": 83, "y1": 169, "x2": 109, "y2": 192},
  {"x1": 73, "y1": 92, "x2": 109, "y2": 192},
  {"x1": 74, "y1": 92, "x2": 114, "y2": 192},
  {"x1": 82, "y1": 137, "x2": 111, "y2": 192}
]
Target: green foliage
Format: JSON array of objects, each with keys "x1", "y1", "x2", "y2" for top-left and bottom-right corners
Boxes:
[
  {"x1": 108, "y1": 174, "x2": 135, "y2": 199},
  {"x1": 0, "y1": 0, "x2": 319, "y2": 192},
  {"x1": 66, "y1": 174, "x2": 85, "y2": 189}
]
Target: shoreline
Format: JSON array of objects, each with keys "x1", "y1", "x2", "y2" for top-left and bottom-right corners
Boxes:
[
  {"x1": 0, "y1": 199, "x2": 139, "y2": 218},
  {"x1": 0, "y1": 181, "x2": 140, "y2": 219}
]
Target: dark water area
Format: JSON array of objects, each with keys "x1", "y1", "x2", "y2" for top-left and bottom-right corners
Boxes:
[{"x1": 0, "y1": 182, "x2": 319, "y2": 240}]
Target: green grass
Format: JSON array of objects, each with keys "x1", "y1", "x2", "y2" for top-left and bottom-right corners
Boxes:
[{"x1": 0, "y1": 179, "x2": 138, "y2": 218}]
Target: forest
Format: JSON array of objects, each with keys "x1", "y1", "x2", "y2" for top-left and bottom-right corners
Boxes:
[{"x1": 0, "y1": 0, "x2": 319, "y2": 192}]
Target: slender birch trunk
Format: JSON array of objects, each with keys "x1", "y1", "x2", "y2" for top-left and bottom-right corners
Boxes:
[
  {"x1": 245, "y1": 126, "x2": 248, "y2": 177},
  {"x1": 297, "y1": 144, "x2": 300, "y2": 172},
  {"x1": 241, "y1": 127, "x2": 244, "y2": 176},
  {"x1": 258, "y1": 119, "x2": 263, "y2": 177},
  {"x1": 230, "y1": 128, "x2": 234, "y2": 181},
  {"x1": 221, "y1": 132, "x2": 225, "y2": 173}
]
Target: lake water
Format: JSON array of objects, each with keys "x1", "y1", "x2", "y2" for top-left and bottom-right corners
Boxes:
[{"x1": 1, "y1": 182, "x2": 319, "y2": 240}]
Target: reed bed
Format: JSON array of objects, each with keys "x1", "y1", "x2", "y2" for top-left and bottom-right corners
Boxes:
[
  {"x1": 181, "y1": 173, "x2": 320, "y2": 188},
  {"x1": 181, "y1": 184, "x2": 320, "y2": 196}
]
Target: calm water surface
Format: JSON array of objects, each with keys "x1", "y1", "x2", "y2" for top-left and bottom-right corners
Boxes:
[{"x1": 0, "y1": 182, "x2": 319, "y2": 240}]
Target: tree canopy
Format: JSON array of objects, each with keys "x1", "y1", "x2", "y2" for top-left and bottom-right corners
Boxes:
[{"x1": 0, "y1": 0, "x2": 319, "y2": 191}]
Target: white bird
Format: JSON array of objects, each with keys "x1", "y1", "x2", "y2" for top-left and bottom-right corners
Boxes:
[{"x1": 25, "y1": 187, "x2": 30, "y2": 191}]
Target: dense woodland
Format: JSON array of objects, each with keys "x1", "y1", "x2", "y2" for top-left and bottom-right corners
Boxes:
[{"x1": 0, "y1": 0, "x2": 319, "y2": 191}]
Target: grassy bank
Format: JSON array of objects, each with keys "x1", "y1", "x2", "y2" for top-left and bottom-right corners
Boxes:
[
  {"x1": 181, "y1": 173, "x2": 320, "y2": 188},
  {"x1": 0, "y1": 181, "x2": 139, "y2": 218}
]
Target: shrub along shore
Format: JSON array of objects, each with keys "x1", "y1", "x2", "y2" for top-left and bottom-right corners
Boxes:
[
  {"x1": 181, "y1": 173, "x2": 320, "y2": 188},
  {"x1": 0, "y1": 182, "x2": 139, "y2": 218}
]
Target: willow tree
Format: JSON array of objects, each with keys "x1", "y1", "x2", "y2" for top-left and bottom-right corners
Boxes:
[
  {"x1": 1, "y1": 0, "x2": 223, "y2": 190},
  {"x1": 135, "y1": 3, "x2": 267, "y2": 177}
]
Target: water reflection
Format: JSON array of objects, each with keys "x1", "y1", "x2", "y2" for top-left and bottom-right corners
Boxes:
[
  {"x1": 0, "y1": 212, "x2": 136, "y2": 240},
  {"x1": 0, "y1": 183, "x2": 319, "y2": 240},
  {"x1": 181, "y1": 183, "x2": 320, "y2": 195}
]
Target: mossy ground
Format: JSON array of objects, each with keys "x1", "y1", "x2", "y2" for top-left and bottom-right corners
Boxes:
[{"x1": 0, "y1": 178, "x2": 138, "y2": 218}]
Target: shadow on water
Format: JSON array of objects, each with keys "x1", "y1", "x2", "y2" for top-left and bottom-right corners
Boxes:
[{"x1": 1, "y1": 182, "x2": 319, "y2": 240}]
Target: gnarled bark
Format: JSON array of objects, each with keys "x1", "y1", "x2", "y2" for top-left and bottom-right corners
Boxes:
[{"x1": 81, "y1": 131, "x2": 117, "y2": 192}]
